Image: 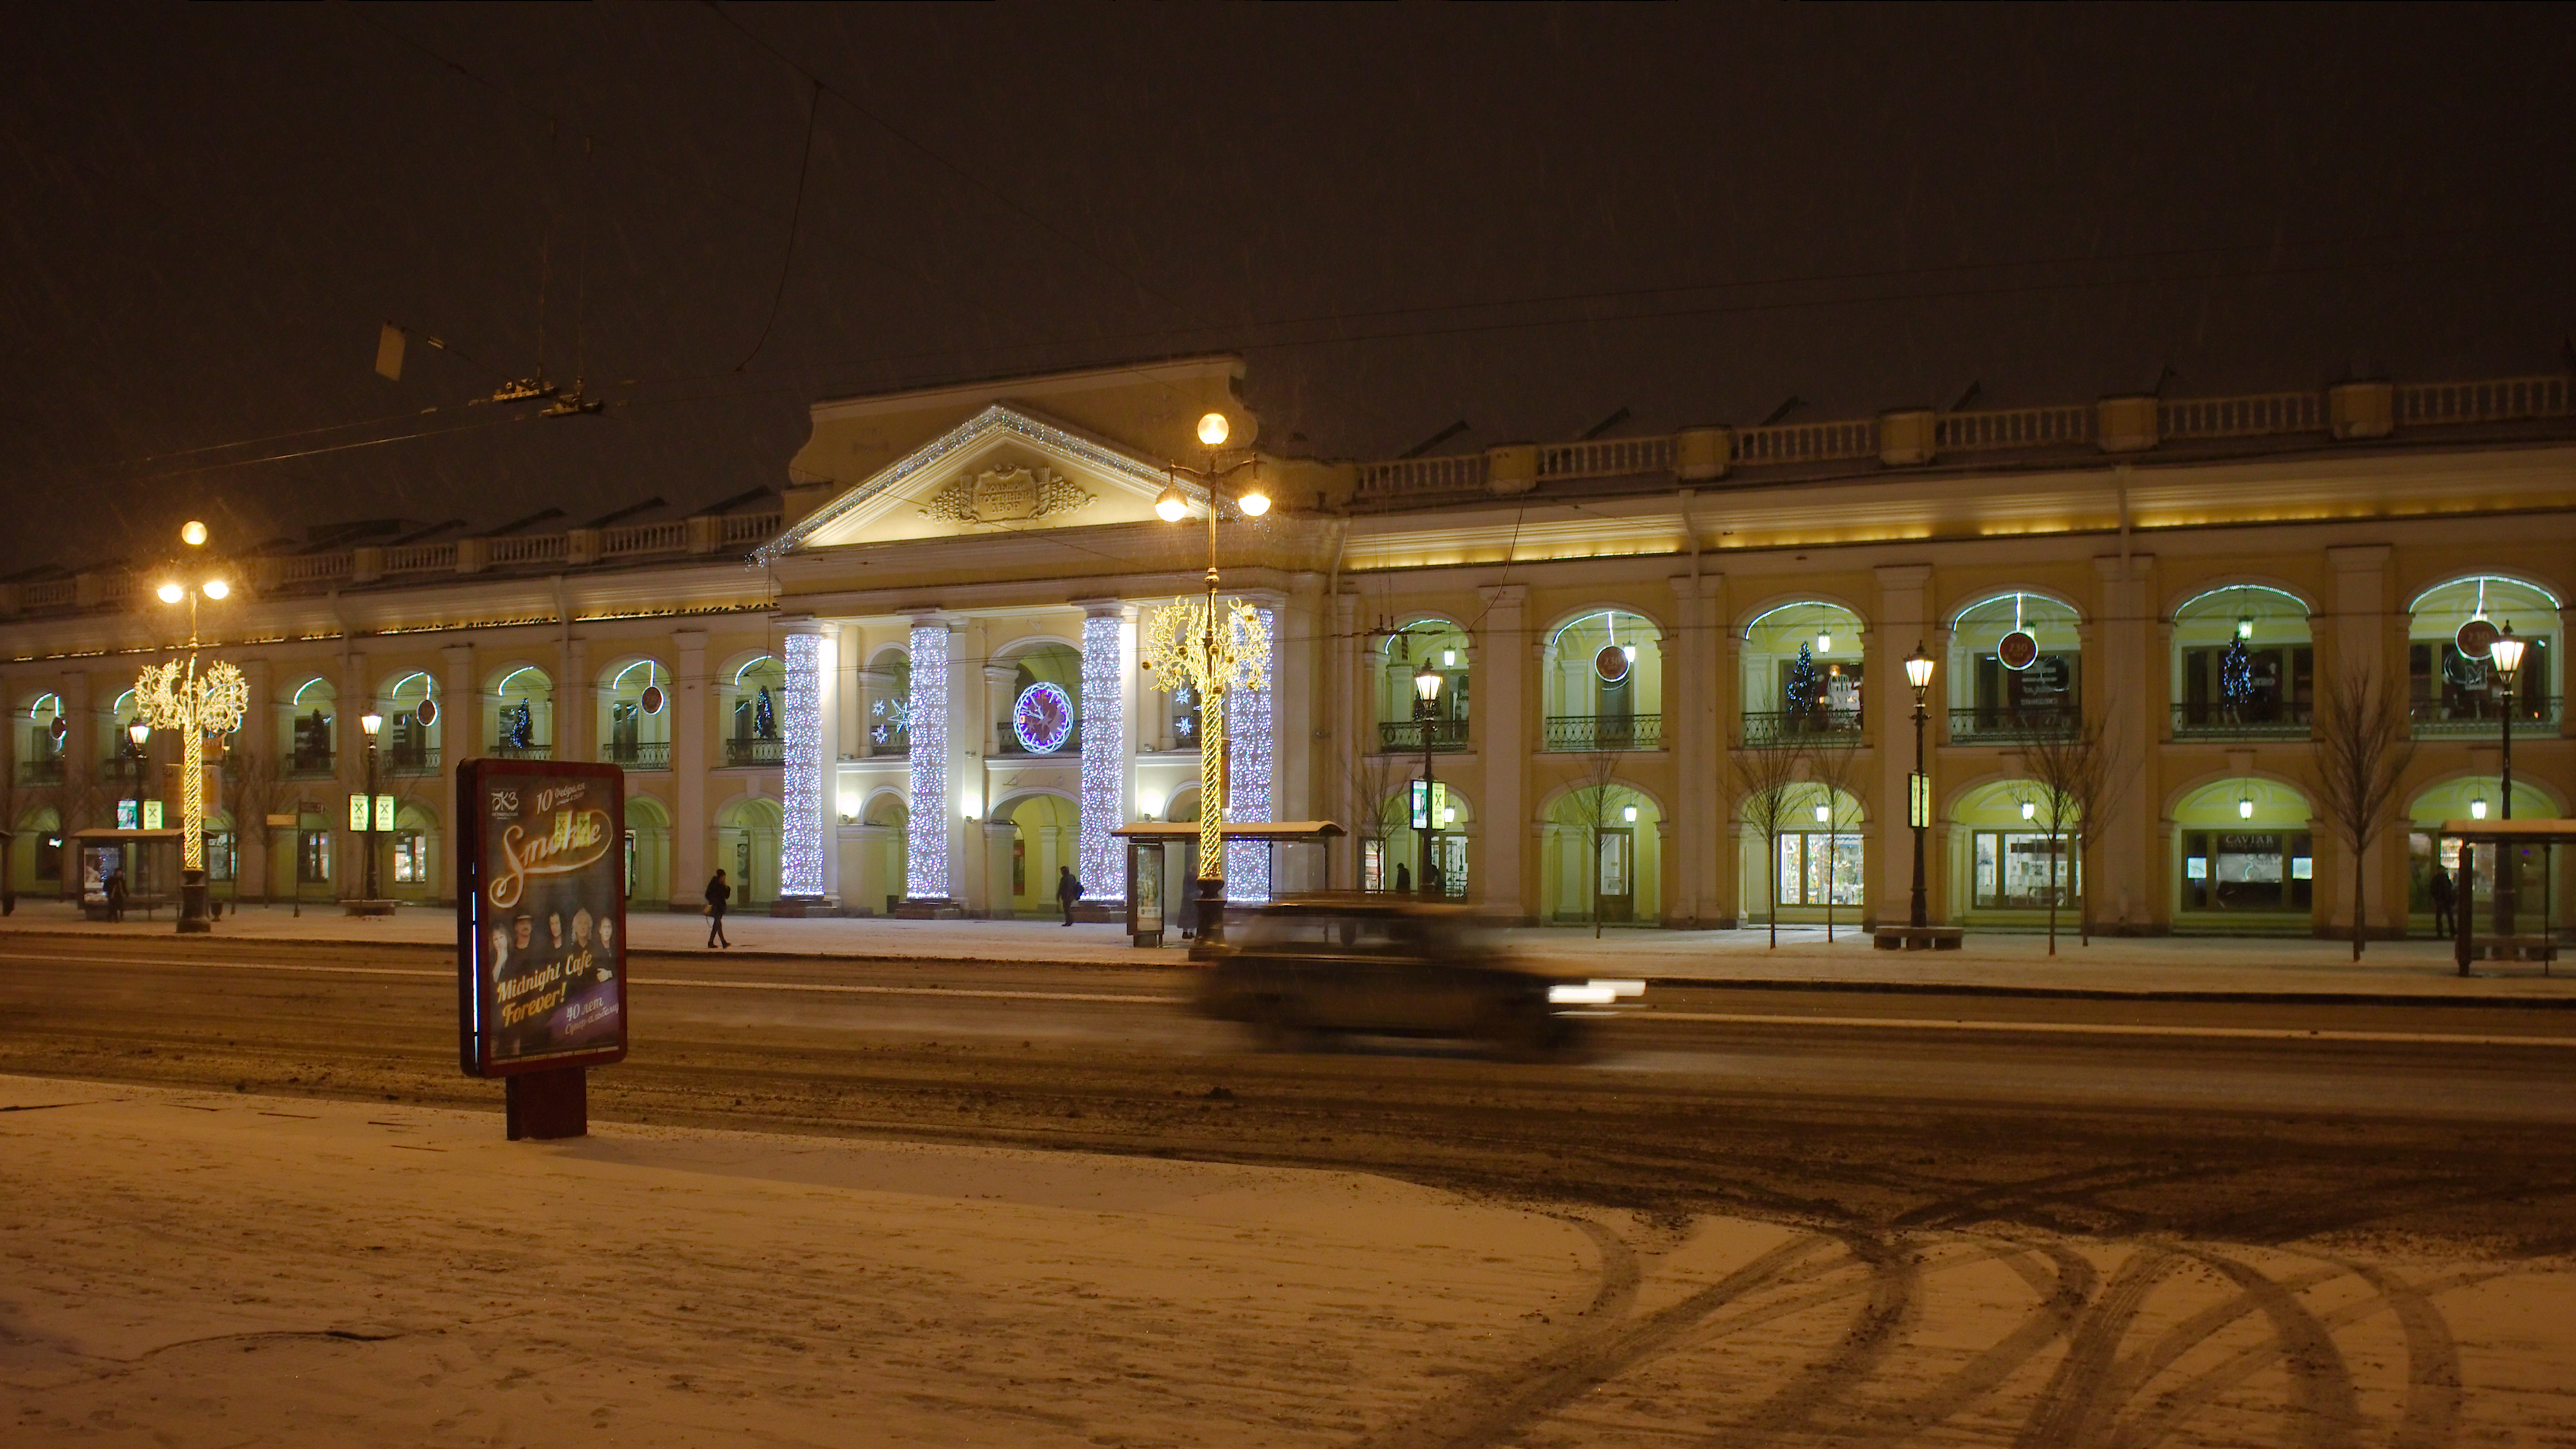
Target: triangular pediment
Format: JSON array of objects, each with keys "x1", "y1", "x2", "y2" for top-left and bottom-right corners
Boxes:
[{"x1": 761, "y1": 404, "x2": 1181, "y2": 558}]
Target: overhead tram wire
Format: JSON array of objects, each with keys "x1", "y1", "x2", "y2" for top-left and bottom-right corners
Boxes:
[{"x1": 734, "y1": 78, "x2": 824, "y2": 372}]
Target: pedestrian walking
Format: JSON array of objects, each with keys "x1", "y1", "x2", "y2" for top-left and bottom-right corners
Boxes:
[
  {"x1": 1394, "y1": 861, "x2": 1410, "y2": 894},
  {"x1": 105, "y1": 866, "x2": 127, "y2": 924},
  {"x1": 704, "y1": 869, "x2": 732, "y2": 948},
  {"x1": 1055, "y1": 865, "x2": 1083, "y2": 926},
  {"x1": 2428, "y1": 863, "x2": 2456, "y2": 937}
]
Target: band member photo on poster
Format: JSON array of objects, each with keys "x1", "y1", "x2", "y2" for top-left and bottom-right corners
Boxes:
[{"x1": 458, "y1": 760, "x2": 629, "y2": 1076}]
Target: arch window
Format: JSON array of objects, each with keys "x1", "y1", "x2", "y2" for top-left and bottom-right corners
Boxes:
[
  {"x1": 1366, "y1": 782, "x2": 1470, "y2": 897},
  {"x1": 1541, "y1": 610, "x2": 1665, "y2": 752},
  {"x1": 2404, "y1": 777, "x2": 2558, "y2": 924},
  {"x1": 380, "y1": 671, "x2": 440, "y2": 775},
  {"x1": 285, "y1": 678, "x2": 338, "y2": 777},
  {"x1": 488, "y1": 667, "x2": 553, "y2": 759},
  {"x1": 600, "y1": 660, "x2": 672, "y2": 769},
  {"x1": 1949, "y1": 594, "x2": 2081, "y2": 743},
  {"x1": 1765, "y1": 782, "x2": 1864, "y2": 911},
  {"x1": 2175, "y1": 779, "x2": 2311, "y2": 915},
  {"x1": 390, "y1": 802, "x2": 439, "y2": 894},
  {"x1": 1739, "y1": 603, "x2": 1865, "y2": 748},
  {"x1": 104, "y1": 688, "x2": 148, "y2": 787},
  {"x1": 16, "y1": 694, "x2": 66, "y2": 785},
  {"x1": 2171, "y1": 586, "x2": 2313, "y2": 739},
  {"x1": 723, "y1": 656, "x2": 785, "y2": 767},
  {"x1": 1953, "y1": 779, "x2": 2079, "y2": 913},
  {"x1": 1544, "y1": 782, "x2": 1661, "y2": 924},
  {"x1": 2406, "y1": 576, "x2": 2560, "y2": 736},
  {"x1": 1374, "y1": 619, "x2": 1471, "y2": 755}
]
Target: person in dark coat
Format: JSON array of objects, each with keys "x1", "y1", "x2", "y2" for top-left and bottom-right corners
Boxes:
[
  {"x1": 1393, "y1": 861, "x2": 1410, "y2": 894},
  {"x1": 104, "y1": 866, "x2": 127, "y2": 923},
  {"x1": 704, "y1": 870, "x2": 732, "y2": 948},
  {"x1": 2428, "y1": 863, "x2": 2456, "y2": 937},
  {"x1": 1055, "y1": 865, "x2": 1082, "y2": 926}
]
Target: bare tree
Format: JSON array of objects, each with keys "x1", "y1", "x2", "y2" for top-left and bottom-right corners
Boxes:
[
  {"x1": 2012, "y1": 712, "x2": 2132, "y2": 953},
  {"x1": 1803, "y1": 728, "x2": 1866, "y2": 944},
  {"x1": 2310, "y1": 669, "x2": 2416, "y2": 962},
  {"x1": 1729, "y1": 744, "x2": 1805, "y2": 948},
  {"x1": 1337, "y1": 736, "x2": 1404, "y2": 894},
  {"x1": 226, "y1": 748, "x2": 288, "y2": 905},
  {"x1": 1569, "y1": 749, "x2": 1625, "y2": 938}
]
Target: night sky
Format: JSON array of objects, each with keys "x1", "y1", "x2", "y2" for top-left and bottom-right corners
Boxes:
[{"x1": 5, "y1": 5, "x2": 2572, "y2": 577}]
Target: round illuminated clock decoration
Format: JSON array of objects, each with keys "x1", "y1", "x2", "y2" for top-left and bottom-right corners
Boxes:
[
  {"x1": 2455, "y1": 618, "x2": 2499, "y2": 661},
  {"x1": 1594, "y1": 645, "x2": 1632, "y2": 684},
  {"x1": 1996, "y1": 629, "x2": 2040, "y2": 671},
  {"x1": 1012, "y1": 682, "x2": 1076, "y2": 754},
  {"x1": 639, "y1": 684, "x2": 666, "y2": 716},
  {"x1": 416, "y1": 697, "x2": 439, "y2": 728}
]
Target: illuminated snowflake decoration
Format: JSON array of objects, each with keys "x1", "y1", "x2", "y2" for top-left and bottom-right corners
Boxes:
[
  {"x1": 870, "y1": 695, "x2": 912, "y2": 746},
  {"x1": 905, "y1": 622, "x2": 949, "y2": 898},
  {"x1": 779, "y1": 630, "x2": 826, "y2": 899},
  {"x1": 1142, "y1": 597, "x2": 1269, "y2": 892},
  {"x1": 1078, "y1": 612, "x2": 1126, "y2": 903},
  {"x1": 135, "y1": 654, "x2": 249, "y2": 873}
]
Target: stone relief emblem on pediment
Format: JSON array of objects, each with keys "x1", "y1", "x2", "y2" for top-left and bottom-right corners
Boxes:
[{"x1": 918, "y1": 464, "x2": 1093, "y2": 526}]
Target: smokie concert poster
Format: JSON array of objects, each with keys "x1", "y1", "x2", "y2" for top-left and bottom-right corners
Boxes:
[{"x1": 457, "y1": 759, "x2": 629, "y2": 1076}]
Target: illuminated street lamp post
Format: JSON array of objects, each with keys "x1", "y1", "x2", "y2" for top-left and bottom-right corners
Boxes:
[
  {"x1": 1904, "y1": 642, "x2": 1937, "y2": 929},
  {"x1": 2491, "y1": 625, "x2": 2528, "y2": 936},
  {"x1": 359, "y1": 709, "x2": 384, "y2": 903},
  {"x1": 125, "y1": 719, "x2": 150, "y2": 831},
  {"x1": 1413, "y1": 659, "x2": 1442, "y2": 896},
  {"x1": 136, "y1": 522, "x2": 248, "y2": 935},
  {"x1": 1144, "y1": 411, "x2": 1273, "y2": 942}
]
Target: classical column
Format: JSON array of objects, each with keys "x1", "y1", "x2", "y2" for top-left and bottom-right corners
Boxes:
[
  {"x1": 338, "y1": 649, "x2": 369, "y2": 894},
  {"x1": 1278, "y1": 573, "x2": 1324, "y2": 830},
  {"x1": 670, "y1": 629, "x2": 708, "y2": 904},
  {"x1": 437, "y1": 643, "x2": 472, "y2": 903},
  {"x1": 1329, "y1": 589, "x2": 1361, "y2": 887},
  {"x1": 1478, "y1": 584, "x2": 1529, "y2": 918},
  {"x1": 1873, "y1": 564, "x2": 1936, "y2": 920},
  {"x1": 235, "y1": 658, "x2": 273, "y2": 901},
  {"x1": 1667, "y1": 574, "x2": 1720, "y2": 928},
  {"x1": 558, "y1": 635, "x2": 590, "y2": 764},
  {"x1": 1075, "y1": 600, "x2": 1131, "y2": 905},
  {"x1": 2092, "y1": 553, "x2": 2156, "y2": 935},
  {"x1": 2327, "y1": 544, "x2": 2395, "y2": 938},
  {"x1": 837, "y1": 623, "x2": 863, "y2": 765},
  {"x1": 1224, "y1": 594, "x2": 1281, "y2": 901},
  {"x1": 775, "y1": 617, "x2": 837, "y2": 913},
  {"x1": 903, "y1": 614, "x2": 961, "y2": 908}
]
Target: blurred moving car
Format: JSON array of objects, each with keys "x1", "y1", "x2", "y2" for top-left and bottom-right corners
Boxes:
[{"x1": 1194, "y1": 895, "x2": 1642, "y2": 1058}]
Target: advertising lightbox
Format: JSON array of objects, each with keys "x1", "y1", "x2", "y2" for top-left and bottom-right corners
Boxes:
[{"x1": 456, "y1": 758, "x2": 629, "y2": 1077}]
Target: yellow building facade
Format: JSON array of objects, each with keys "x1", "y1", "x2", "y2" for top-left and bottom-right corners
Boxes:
[{"x1": 3, "y1": 358, "x2": 2569, "y2": 937}]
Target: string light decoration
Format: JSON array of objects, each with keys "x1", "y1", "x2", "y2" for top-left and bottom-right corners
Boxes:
[
  {"x1": 1222, "y1": 604, "x2": 1277, "y2": 901},
  {"x1": 905, "y1": 622, "x2": 949, "y2": 898},
  {"x1": 1078, "y1": 613, "x2": 1126, "y2": 902},
  {"x1": 779, "y1": 630, "x2": 826, "y2": 899},
  {"x1": 133, "y1": 655, "x2": 249, "y2": 877},
  {"x1": 1142, "y1": 596, "x2": 1270, "y2": 890}
]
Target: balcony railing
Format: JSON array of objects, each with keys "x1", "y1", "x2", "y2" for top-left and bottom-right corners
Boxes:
[
  {"x1": 724, "y1": 736, "x2": 784, "y2": 767},
  {"x1": 2409, "y1": 697, "x2": 2563, "y2": 738},
  {"x1": 993, "y1": 723, "x2": 1082, "y2": 758},
  {"x1": 384, "y1": 745, "x2": 442, "y2": 776},
  {"x1": 1543, "y1": 714, "x2": 1663, "y2": 752},
  {"x1": 1738, "y1": 708, "x2": 1864, "y2": 749},
  {"x1": 285, "y1": 752, "x2": 336, "y2": 779},
  {"x1": 603, "y1": 740, "x2": 671, "y2": 770},
  {"x1": 1378, "y1": 718, "x2": 1470, "y2": 754},
  {"x1": 489, "y1": 742, "x2": 553, "y2": 760},
  {"x1": 2171, "y1": 701, "x2": 2314, "y2": 740},
  {"x1": 100, "y1": 756, "x2": 148, "y2": 785},
  {"x1": 15, "y1": 757, "x2": 65, "y2": 785},
  {"x1": 1949, "y1": 706, "x2": 2081, "y2": 744}
]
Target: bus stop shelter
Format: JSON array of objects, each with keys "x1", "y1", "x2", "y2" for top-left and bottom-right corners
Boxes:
[
  {"x1": 1110, "y1": 821, "x2": 1344, "y2": 948},
  {"x1": 2434, "y1": 818, "x2": 2571, "y2": 974},
  {"x1": 68, "y1": 827, "x2": 184, "y2": 919}
]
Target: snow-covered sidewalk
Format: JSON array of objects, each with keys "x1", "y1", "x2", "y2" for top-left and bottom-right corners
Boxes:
[
  {"x1": 0, "y1": 1072, "x2": 1607, "y2": 1445},
  {"x1": 0, "y1": 899, "x2": 2565, "y2": 999}
]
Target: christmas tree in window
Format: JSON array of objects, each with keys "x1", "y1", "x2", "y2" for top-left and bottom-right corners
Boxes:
[
  {"x1": 1784, "y1": 641, "x2": 1821, "y2": 718},
  {"x1": 2219, "y1": 637, "x2": 2255, "y2": 719},
  {"x1": 755, "y1": 685, "x2": 776, "y2": 740}
]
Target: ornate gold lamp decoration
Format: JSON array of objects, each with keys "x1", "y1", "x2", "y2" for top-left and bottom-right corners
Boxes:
[{"x1": 137, "y1": 523, "x2": 248, "y2": 933}]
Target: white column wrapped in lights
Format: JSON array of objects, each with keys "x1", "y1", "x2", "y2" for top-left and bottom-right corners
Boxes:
[
  {"x1": 904, "y1": 620, "x2": 951, "y2": 899},
  {"x1": 1077, "y1": 605, "x2": 1128, "y2": 903},
  {"x1": 1222, "y1": 604, "x2": 1277, "y2": 901},
  {"x1": 777, "y1": 626, "x2": 829, "y2": 901}
]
